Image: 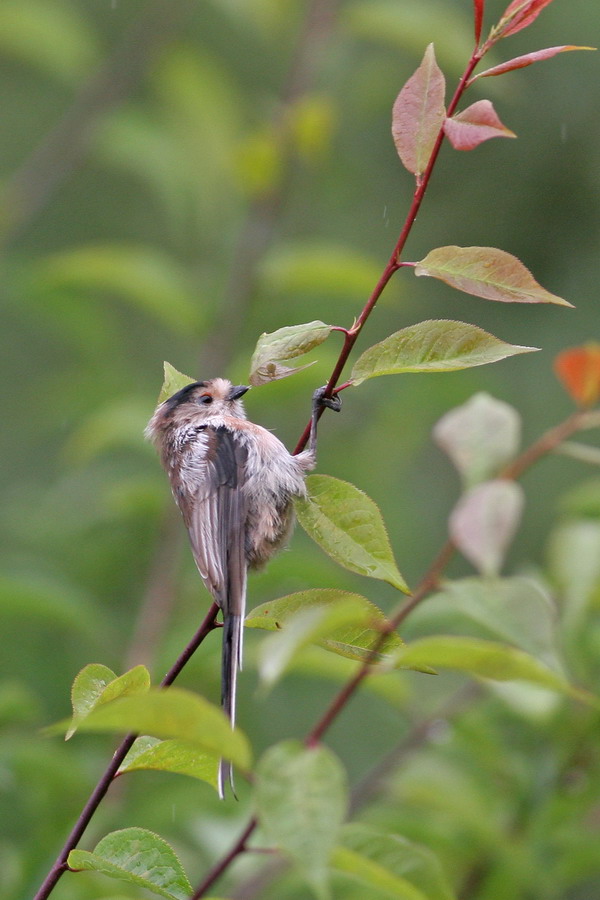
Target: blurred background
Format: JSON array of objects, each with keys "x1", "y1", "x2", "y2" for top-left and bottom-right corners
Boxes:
[{"x1": 1, "y1": 1, "x2": 600, "y2": 898}]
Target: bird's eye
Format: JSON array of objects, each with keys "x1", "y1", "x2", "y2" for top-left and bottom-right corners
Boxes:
[{"x1": 199, "y1": 394, "x2": 213, "y2": 405}]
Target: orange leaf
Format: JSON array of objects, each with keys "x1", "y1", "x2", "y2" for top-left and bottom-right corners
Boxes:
[{"x1": 554, "y1": 344, "x2": 600, "y2": 408}]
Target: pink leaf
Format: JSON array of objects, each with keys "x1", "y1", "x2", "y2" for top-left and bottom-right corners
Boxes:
[
  {"x1": 474, "y1": 0, "x2": 485, "y2": 44},
  {"x1": 392, "y1": 43, "x2": 446, "y2": 178},
  {"x1": 450, "y1": 480, "x2": 524, "y2": 576},
  {"x1": 497, "y1": 0, "x2": 555, "y2": 39},
  {"x1": 472, "y1": 45, "x2": 595, "y2": 81},
  {"x1": 443, "y1": 100, "x2": 516, "y2": 151}
]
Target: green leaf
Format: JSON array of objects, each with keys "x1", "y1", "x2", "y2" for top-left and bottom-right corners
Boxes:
[
  {"x1": 31, "y1": 245, "x2": 203, "y2": 333},
  {"x1": 158, "y1": 361, "x2": 195, "y2": 404},
  {"x1": 67, "y1": 664, "x2": 150, "y2": 740},
  {"x1": 433, "y1": 392, "x2": 521, "y2": 487},
  {"x1": 295, "y1": 475, "x2": 409, "y2": 592},
  {"x1": 393, "y1": 636, "x2": 572, "y2": 693},
  {"x1": 449, "y1": 480, "x2": 524, "y2": 576},
  {"x1": 251, "y1": 596, "x2": 402, "y2": 688},
  {"x1": 332, "y1": 847, "x2": 427, "y2": 900},
  {"x1": 67, "y1": 828, "x2": 191, "y2": 900},
  {"x1": 392, "y1": 43, "x2": 446, "y2": 177},
  {"x1": 409, "y1": 577, "x2": 561, "y2": 670},
  {"x1": 119, "y1": 736, "x2": 219, "y2": 789},
  {"x1": 246, "y1": 590, "x2": 403, "y2": 663},
  {"x1": 67, "y1": 663, "x2": 146, "y2": 739},
  {"x1": 351, "y1": 320, "x2": 536, "y2": 384},
  {"x1": 548, "y1": 519, "x2": 600, "y2": 642},
  {"x1": 554, "y1": 441, "x2": 600, "y2": 467},
  {"x1": 256, "y1": 740, "x2": 348, "y2": 899},
  {"x1": 51, "y1": 687, "x2": 251, "y2": 772},
  {"x1": 333, "y1": 823, "x2": 455, "y2": 900},
  {"x1": 249, "y1": 321, "x2": 333, "y2": 385},
  {"x1": 414, "y1": 246, "x2": 572, "y2": 306}
]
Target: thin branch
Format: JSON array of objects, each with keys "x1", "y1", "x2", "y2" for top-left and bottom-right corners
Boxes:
[
  {"x1": 294, "y1": 51, "x2": 483, "y2": 454},
  {"x1": 191, "y1": 817, "x2": 258, "y2": 900}
]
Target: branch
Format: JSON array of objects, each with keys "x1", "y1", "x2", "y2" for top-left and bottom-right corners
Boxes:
[{"x1": 294, "y1": 50, "x2": 483, "y2": 454}]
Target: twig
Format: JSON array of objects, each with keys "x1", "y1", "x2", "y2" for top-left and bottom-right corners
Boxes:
[{"x1": 190, "y1": 817, "x2": 258, "y2": 900}]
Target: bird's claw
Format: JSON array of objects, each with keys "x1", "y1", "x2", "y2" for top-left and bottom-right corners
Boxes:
[{"x1": 312, "y1": 385, "x2": 342, "y2": 413}]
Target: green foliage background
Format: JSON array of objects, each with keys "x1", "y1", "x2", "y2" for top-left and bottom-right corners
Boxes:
[{"x1": 1, "y1": 1, "x2": 600, "y2": 898}]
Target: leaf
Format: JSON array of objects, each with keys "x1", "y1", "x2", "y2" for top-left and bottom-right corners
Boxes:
[
  {"x1": 119, "y1": 736, "x2": 219, "y2": 789},
  {"x1": 67, "y1": 664, "x2": 150, "y2": 740},
  {"x1": 255, "y1": 599, "x2": 382, "y2": 689},
  {"x1": 295, "y1": 475, "x2": 409, "y2": 592},
  {"x1": 50, "y1": 687, "x2": 251, "y2": 772},
  {"x1": 473, "y1": 0, "x2": 485, "y2": 43},
  {"x1": 415, "y1": 246, "x2": 572, "y2": 306},
  {"x1": 249, "y1": 321, "x2": 333, "y2": 385},
  {"x1": 351, "y1": 320, "x2": 536, "y2": 384},
  {"x1": 67, "y1": 828, "x2": 191, "y2": 900},
  {"x1": 393, "y1": 636, "x2": 570, "y2": 693},
  {"x1": 432, "y1": 392, "x2": 521, "y2": 487},
  {"x1": 496, "y1": 0, "x2": 557, "y2": 39},
  {"x1": 31, "y1": 245, "x2": 202, "y2": 333},
  {"x1": 256, "y1": 740, "x2": 348, "y2": 899},
  {"x1": 443, "y1": 100, "x2": 516, "y2": 151},
  {"x1": 158, "y1": 362, "x2": 195, "y2": 404},
  {"x1": 471, "y1": 46, "x2": 595, "y2": 81},
  {"x1": 548, "y1": 520, "x2": 600, "y2": 633},
  {"x1": 409, "y1": 576, "x2": 561, "y2": 669},
  {"x1": 332, "y1": 846, "x2": 427, "y2": 900},
  {"x1": 449, "y1": 480, "x2": 524, "y2": 576},
  {"x1": 246, "y1": 590, "x2": 404, "y2": 664},
  {"x1": 392, "y1": 43, "x2": 446, "y2": 177},
  {"x1": 554, "y1": 442, "x2": 600, "y2": 467},
  {"x1": 335, "y1": 823, "x2": 455, "y2": 900},
  {"x1": 554, "y1": 343, "x2": 600, "y2": 408}
]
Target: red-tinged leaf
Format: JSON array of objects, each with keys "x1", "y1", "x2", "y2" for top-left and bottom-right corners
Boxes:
[
  {"x1": 474, "y1": 0, "x2": 485, "y2": 44},
  {"x1": 392, "y1": 43, "x2": 446, "y2": 178},
  {"x1": 554, "y1": 344, "x2": 600, "y2": 408},
  {"x1": 449, "y1": 480, "x2": 524, "y2": 576},
  {"x1": 472, "y1": 46, "x2": 595, "y2": 81},
  {"x1": 443, "y1": 100, "x2": 515, "y2": 151},
  {"x1": 415, "y1": 246, "x2": 572, "y2": 306},
  {"x1": 497, "y1": 0, "x2": 555, "y2": 39}
]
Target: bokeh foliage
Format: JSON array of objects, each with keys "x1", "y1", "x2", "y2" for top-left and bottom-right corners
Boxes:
[{"x1": 1, "y1": 1, "x2": 600, "y2": 898}]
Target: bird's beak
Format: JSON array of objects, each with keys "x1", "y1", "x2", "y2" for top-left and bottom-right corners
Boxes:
[{"x1": 228, "y1": 385, "x2": 250, "y2": 401}]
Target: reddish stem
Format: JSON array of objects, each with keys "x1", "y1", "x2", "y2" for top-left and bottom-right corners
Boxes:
[{"x1": 294, "y1": 50, "x2": 483, "y2": 455}]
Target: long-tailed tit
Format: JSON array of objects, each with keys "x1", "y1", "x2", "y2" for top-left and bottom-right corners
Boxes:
[{"x1": 146, "y1": 378, "x2": 339, "y2": 795}]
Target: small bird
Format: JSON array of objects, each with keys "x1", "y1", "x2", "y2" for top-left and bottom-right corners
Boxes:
[{"x1": 146, "y1": 378, "x2": 339, "y2": 795}]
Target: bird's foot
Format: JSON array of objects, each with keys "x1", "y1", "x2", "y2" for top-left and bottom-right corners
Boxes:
[{"x1": 312, "y1": 385, "x2": 342, "y2": 413}]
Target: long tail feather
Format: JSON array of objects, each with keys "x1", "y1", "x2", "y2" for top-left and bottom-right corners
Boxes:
[{"x1": 218, "y1": 612, "x2": 242, "y2": 798}]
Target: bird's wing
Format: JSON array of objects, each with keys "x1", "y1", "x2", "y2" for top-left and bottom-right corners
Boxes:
[{"x1": 179, "y1": 425, "x2": 248, "y2": 613}]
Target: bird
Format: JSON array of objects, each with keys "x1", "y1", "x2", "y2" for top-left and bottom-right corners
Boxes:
[{"x1": 145, "y1": 378, "x2": 339, "y2": 795}]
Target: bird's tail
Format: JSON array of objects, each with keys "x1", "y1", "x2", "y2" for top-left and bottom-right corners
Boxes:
[{"x1": 218, "y1": 612, "x2": 243, "y2": 798}]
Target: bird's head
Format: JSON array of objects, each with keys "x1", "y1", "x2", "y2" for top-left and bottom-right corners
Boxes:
[{"x1": 145, "y1": 378, "x2": 249, "y2": 443}]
